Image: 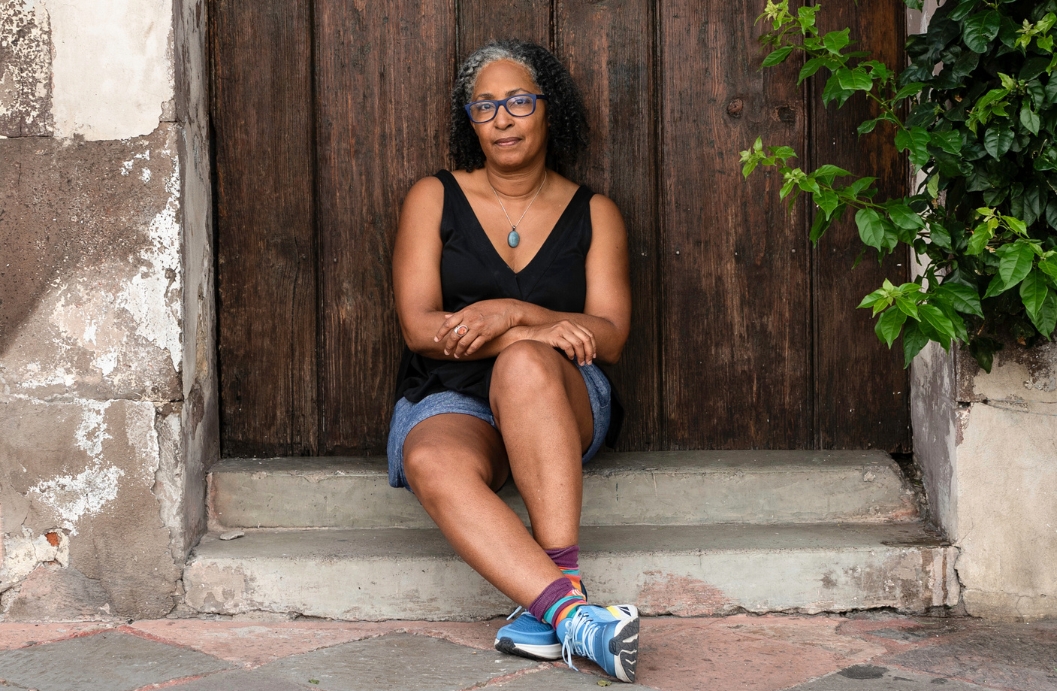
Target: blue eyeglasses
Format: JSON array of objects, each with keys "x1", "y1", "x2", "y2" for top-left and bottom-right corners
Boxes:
[{"x1": 464, "y1": 94, "x2": 548, "y2": 123}]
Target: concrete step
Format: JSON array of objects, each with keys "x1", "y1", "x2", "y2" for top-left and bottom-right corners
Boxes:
[
  {"x1": 208, "y1": 450, "x2": 917, "y2": 529},
  {"x1": 182, "y1": 522, "x2": 956, "y2": 621}
]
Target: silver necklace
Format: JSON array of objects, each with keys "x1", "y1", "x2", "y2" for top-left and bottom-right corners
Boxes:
[{"x1": 488, "y1": 171, "x2": 547, "y2": 248}]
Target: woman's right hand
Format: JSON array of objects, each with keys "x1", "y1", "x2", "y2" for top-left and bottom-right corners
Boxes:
[{"x1": 521, "y1": 320, "x2": 597, "y2": 366}]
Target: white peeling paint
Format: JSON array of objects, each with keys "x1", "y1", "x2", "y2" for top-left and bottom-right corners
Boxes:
[
  {"x1": 92, "y1": 349, "x2": 118, "y2": 376},
  {"x1": 44, "y1": 0, "x2": 174, "y2": 140},
  {"x1": 118, "y1": 161, "x2": 183, "y2": 370},
  {"x1": 74, "y1": 399, "x2": 111, "y2": 458},
  {"x1": 28, "y1": 462, "x2": 124, "y2": 533},
  {"x1": 0, "y1": 528, "x2": 70, "y2": 590}
]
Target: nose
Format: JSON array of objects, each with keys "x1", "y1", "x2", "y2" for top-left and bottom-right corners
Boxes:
[{"x1": 492, "y1": 103, "x2": 515, "y2": 127}]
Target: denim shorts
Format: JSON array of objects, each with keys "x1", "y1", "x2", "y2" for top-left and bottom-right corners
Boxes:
[{"x1": 386, "y1": 363, "x2": 612, "y2": 490}]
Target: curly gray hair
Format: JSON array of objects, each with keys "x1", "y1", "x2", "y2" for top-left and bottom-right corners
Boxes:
[{"x1": 449, "y1": 40, "x2": 588, "y2": 171}]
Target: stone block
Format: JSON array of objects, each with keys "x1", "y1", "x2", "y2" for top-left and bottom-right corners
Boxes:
[
  {"x1": 0, "y1": 127, "x2": 182, "y2": 401},
  {"x1": 913, "y1": 341, "x2": 1057, "y2": 620},
  {"x1": 0, "y1": 0, "x2": 53, "y2": 137},
  {"x1": 0, "y1": 398, "x2": 181, "y2": 618}
]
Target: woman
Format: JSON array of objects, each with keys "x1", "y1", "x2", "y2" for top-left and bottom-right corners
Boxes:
[{"x1": 388, "y1": 40, "x2": 637, "y2": 683}]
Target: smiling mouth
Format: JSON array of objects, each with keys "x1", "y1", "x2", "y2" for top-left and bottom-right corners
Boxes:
[{"x1": 494, "y1": 138, "x2": 520, "y2": 146}]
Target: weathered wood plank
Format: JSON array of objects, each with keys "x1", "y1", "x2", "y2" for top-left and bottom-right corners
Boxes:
[
  {"x1": 315, "y1": 0, "x2": 455, "y2": 453},
  {"x1": 659, "y1": 0, "x2": 813, "y2": 449},
  {"x1": 458, "y1": 0, "x2": 549, "y2": 59},
  {"x1": 556, "y1": 0, "x2": 661, "y2": 450},
  {"x1": 213, "y1": 0, "x2": 318, "y2": 456},
  {"x1": 811, "y1": 1, "x2": 911, "y2": 452}
]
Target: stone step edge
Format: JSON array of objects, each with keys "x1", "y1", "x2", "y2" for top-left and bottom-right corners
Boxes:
[
  {"x1": 207, "y1": 450, "x2": 919, "y2": 531},
  {"x1": 183, "y1": 523, "x2": 957, "y2": 621}
]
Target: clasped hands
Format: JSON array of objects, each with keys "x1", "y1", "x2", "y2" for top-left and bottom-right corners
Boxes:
[{"x1": 433, "y1": 299, "x2": 598, "y2": 366}]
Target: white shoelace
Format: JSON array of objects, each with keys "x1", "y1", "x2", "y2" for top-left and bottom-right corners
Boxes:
[
  {"x1": 560, "y1": 608, "x2": 602, "y2": 671},
  {"x1": 505, "y1": 606, "x2": 524, "y2": 621}
]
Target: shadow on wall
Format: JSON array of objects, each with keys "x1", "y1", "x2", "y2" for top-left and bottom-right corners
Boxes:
[{"x1": 0, "y1": 130, "x2": 175, "y2": 359}]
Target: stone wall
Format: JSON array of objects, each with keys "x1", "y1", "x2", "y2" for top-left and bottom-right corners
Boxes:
[{"x1": 0, "y1": 0, "x2": 215, "y2": 620}]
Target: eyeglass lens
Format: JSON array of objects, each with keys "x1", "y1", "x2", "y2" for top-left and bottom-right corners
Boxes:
[{"x1": 468, "y1": 95, "x2": 538, "y2": 123}]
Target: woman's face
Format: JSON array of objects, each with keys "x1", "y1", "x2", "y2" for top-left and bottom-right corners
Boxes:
[{"x1": 470, "y1": 59, "x2": 548, "y2": 170}]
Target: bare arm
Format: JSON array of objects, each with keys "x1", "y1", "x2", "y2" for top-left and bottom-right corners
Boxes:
[
  {"x1": 393, "y1": 180, "x2": 631, "y2": 363},
  {"x1": 435, "y1": 195, "x2": 631, "y2": 364}
]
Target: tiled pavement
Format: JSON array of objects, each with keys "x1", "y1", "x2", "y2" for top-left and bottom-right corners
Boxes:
[{"x1": 0, "y1": 614, "x2": 1053, "y2": 691}]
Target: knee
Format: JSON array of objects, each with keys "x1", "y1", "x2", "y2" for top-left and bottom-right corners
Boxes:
[
  {"x1": 402, "y1": 441, "x2": 448, "y2": 495},
  {"x1": 491, "y1": 340, "x2": 564, "y2": 396},
  {"x1": 403, "y1": 441, "x2": 488, "y2": 500}
]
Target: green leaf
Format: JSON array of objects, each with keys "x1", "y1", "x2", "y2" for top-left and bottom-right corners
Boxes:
[
  {"x1": 822, "y1": 74, "x2": 855, "y2": 106},
  {"x1": 875, "y1": 307, "x2": 908, "y2": 348},
  {"x1": 918, "y1": 304, "x2": 956, "y2": 341},
  {"x1": 822, "y1": 29, "x2": 851, "y2": 54},
  {"x1": 810, "y1": 209, "x2": 833, "y2": 244},
  {"x1": 836, "y1": 67, "x2": 873, "y2": 92},
  {"x1": 893, "y1": 82, "x2": 926, "y2": 101},
  {"x1": 963, "y1": 10, "x2": 1001, "y2": 52},
  {"x1": 814, "y1": 164, "x2": 852, "y2": 180},
  {"x1": 983, "y1": 127, "x2": 1014, "y2": 159},
  {"x1": 814, "y1": 189, "x2": 840, "y2": 219},
  {"x1": 857, "y1": 287, "x2": 888, "y2": 310},
  {"x1": 1029, "y1": 291, "x2": 1057, "y2": 338},
  {"x1": 936, "y1": 282, "x2": 984, "y2": 318},
  {"x1": 997, "y1": 242, "x2": 1036, "y2": 288},
  {"x1": 1039, "y1": 258, "x2": 1057, "y2": 283},
  {"x1": 1003, "y1": 215, "x2": 1027, "y2": 235},
  {"x1": 895, "y1": 127, "x2": 930, "y2": 166},
  {"x1": 983, "y1": 273, "x2": 1008, "y2": 299},
  {"x1": 1020, "y1": 57, "x2": 1051, "y2": 83},
  {"x1": 902, "y1": 320, "x2": 929, "y2": 368},
  {"x1": 967, "y1": 223, "x2": 993, "y2": 255},
  {"x1": 798, "y1": 57, "x2": 830, "y2": 84},
  {"x1": 1020, "y1": 269, "x2": 1050, "y2": 321},
  {"x1": 1020, "y1": 106, "x2": 1041, "y2": 135},
  {"x1": 763, "y1": 46, "x2": 795, "y2": 67},
  {"x1": 895, "y1": 296, "x2": 919, "y2": 320},
  {"x1": 857, "y1": 118, "x2": 879, "y2": 135},
  {"x1": 926, "y1": 174, "x2": 940, "y2": 199},
  {"x1": 948, "y1": 0, "x2": 979, "y2": 22},
  {"x1": 887, "y1": 203, "x2": 926, "y2": 231},
  {"x1": 930, "y1": 221, "x2": 951, "y2": 249},
  {"x1": 855, "y1": 208, "x2": 885, "y2": 250},
  {"x1": 930, "y1": 130, "x2": 962, "y2": 155}
]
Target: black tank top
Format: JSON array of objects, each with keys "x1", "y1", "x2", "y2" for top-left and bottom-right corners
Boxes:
[{"x1": 394, "y1": 170, "x2": 622, "y2": 445}]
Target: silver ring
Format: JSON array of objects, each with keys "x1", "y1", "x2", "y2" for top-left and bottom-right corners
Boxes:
[{"x1": 455, "y1": 324, "x2": 469, "y2": 337}]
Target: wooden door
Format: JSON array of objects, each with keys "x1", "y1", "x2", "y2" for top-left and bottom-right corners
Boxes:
[{"x1": 212, "y1": 0, "x2": 910, "y2": 457}]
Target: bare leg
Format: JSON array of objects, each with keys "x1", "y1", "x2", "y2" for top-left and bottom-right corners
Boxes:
[
  {"x1": 490, "y1": 340, "x2": 593, "y2": 550},
  {"x1": 402, "y1": 342, "x2": 593, "y2": 608},
  {"x1": 403, "y1": 414, "x2": 564, "y2": 607}
]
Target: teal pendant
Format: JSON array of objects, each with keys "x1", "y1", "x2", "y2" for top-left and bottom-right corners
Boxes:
[{"x1": 507, "y1": 229, "x2": 520, "y2": 248}]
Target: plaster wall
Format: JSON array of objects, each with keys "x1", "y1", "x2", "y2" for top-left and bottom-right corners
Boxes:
[
  {"x1": 907, "y1": 0, "x2": 1057, "y2": 621},
  {"x1": 0, "y1": 0, "x2": 214, "y2": 619}
]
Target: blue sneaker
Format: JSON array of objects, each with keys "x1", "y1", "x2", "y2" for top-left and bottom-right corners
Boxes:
[
  {"x1": 494, "y1": 610, "x2": 561, "y2": 660},
  {"x1": 494, "y1": 579, "x2": 590, "y2": 661},
  {"x1": 558, "y1": 604, "x2": 639, "y2": 683}
]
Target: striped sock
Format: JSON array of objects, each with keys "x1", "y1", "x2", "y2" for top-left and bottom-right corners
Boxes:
[
  {"x1": 544, "y1": 545, "x2": 583, "y2": 597},
  {"x1": 528, "y1": 577, "x2": 588, "y2": 630}
]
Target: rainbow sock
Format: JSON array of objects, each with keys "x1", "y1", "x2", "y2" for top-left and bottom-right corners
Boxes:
[
  {"x1": 544, "y1": 545, "x2": 584, "y2": 598},
  {"x1": 528, "y1": 577, "x2": 588, "y2": 630}
]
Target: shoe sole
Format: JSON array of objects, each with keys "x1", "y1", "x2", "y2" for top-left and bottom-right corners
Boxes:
[
  {"x1": 607, "y1": 610, "x2": 640, "y2": 683},
  {"x1": 494, "y1": 637, "x2": 562, "y2": 661}
]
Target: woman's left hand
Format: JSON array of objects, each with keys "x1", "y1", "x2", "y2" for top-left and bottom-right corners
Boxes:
[{"x1": 434, "y1": 300, "x2": 516, "y2": 358}]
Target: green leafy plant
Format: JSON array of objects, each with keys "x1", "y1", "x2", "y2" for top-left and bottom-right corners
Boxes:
[{"x1": 740, "y1": 0, "x2": 1057, "y2": 371}]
